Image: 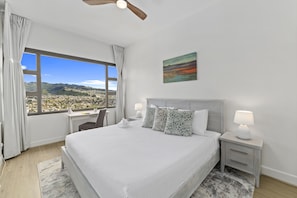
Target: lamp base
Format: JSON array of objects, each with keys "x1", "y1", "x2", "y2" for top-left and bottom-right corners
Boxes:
[
  {"x1": 236, "y1": 125, "x2": 251, "y2": 140},
  {"x1": 136, "y1": 111, "x2": 142, "y2": 118}
]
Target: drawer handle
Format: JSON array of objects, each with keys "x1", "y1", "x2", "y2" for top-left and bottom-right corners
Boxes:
[
  {"x1": 230, "y1": 148, "x2": 248, "y2": 155},
  {"x1": 230, "y1": 159, "x2": 248, "y2": 166}
]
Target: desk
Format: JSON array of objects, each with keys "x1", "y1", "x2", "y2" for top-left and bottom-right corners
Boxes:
[
  {"x1": 67, "y1": 111, "x2": 98, "y2": 133},
  {"x1": 67, "y1": 110, "x2": 109, "y2": 133}
]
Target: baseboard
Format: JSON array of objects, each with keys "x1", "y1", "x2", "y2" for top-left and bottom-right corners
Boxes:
[
  {"x1": 262, "y1": 165, "x2": 297, "y2": 187},
  {"x1": 30, "y1": 136, "x2": 66, "y2": 148}
]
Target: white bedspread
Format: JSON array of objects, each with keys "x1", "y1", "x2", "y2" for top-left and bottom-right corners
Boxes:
[{"x1": 65, "y1": 120, "x2": 220, "y2": 198}]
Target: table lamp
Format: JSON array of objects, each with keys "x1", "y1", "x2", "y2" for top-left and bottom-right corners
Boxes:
[
  {"x1": 234, "y1": 110, "x2": 254, "y2": 140},
  {"x1": 135, "y1": 103, "x2": 143, "y2": 118}
]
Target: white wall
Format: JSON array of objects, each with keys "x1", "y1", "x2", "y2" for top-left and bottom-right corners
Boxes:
[
  {"x1": 26, "y1": 22, "x2": 116, "y2": 147},
  {"x1": 125, "y1": 0, "x2": 297, "y2": 185},
  {"x1": 28, "y1": 109, "x2": 116, "y2": 147},
  {"x1": 27, "y1": 22, "x2": 114, "y2": 63}
]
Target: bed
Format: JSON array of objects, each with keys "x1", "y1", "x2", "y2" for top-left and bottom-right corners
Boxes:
[{"x1": 61, "y1": 98, "x2": 225, "y2": 198}]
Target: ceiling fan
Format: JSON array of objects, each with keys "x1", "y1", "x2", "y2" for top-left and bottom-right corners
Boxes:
[{"x1": 83, "y1": 0, "x2": 147, "y2": 20}]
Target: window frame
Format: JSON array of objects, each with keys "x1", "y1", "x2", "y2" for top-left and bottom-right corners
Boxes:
[{"x1": 23, "y1": 48, "x2": 117, "y2": 115}]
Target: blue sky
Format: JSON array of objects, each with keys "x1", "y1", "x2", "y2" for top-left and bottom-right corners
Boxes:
[{"x1": 21, "y1": 53, "x2": 117, "y2": 90}]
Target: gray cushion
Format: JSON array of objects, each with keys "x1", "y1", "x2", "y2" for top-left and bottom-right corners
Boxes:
[
  {"x1": 152, "y1": 108, "x2": 168, "y2": 131},
  {"x1": 142, "y1": 107, "x2": 156, "y2": 128},
  {"x1": 164, "y1": 109, "x2": 193, "y2": 136}
]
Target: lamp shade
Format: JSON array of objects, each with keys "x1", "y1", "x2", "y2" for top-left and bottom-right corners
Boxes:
[
  {"x1": 134, "y1": 103, "x2": 143, "y2": 111},
  {"x1": 135, "y1": 103, "x2": 143, "y2": 118},
  {"x1": 234, "y1": 110, "x2": 254, "y2": 125}
]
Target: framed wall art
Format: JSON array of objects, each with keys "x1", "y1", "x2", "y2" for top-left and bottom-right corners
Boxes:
[{"x1": 163, "y1": 52, "x2": 197, "y2": 83}]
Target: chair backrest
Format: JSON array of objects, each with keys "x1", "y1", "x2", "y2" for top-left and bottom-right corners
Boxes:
[{"x1": 95, "y1": 109, "x2": 106, "y2": 127}]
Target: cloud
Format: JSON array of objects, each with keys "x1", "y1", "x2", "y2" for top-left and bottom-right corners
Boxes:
[
  {"x1": 78, "y1": 80, "x2": 117, "y2": 90},
  {"x1": 21, "y1": 65, "x2": 27, "y2": 70},
  {"x1": 79, "y1": 80, "x2": 105, "y2": 89},
  {"x1": 108, "y1": 81, "x2": 117, "y2": 91}
]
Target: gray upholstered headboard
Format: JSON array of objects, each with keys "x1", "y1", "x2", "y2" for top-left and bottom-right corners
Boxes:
[{"x1": 147, "y1": 98, "x2": 225, "y2": 133}]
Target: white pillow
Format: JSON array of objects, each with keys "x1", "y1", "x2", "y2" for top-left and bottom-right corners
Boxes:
[{"x1": 192, "y1": 109, "x2": 208, "y2": 135}]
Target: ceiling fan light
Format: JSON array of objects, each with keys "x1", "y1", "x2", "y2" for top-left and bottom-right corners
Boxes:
[{"x1": 116, "y1": 0, "x2": 127, "y2": 9}]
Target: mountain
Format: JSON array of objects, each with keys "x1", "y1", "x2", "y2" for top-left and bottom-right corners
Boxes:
[{"x1": 25, "y1": 82, "x2": 111, "y2": 96}]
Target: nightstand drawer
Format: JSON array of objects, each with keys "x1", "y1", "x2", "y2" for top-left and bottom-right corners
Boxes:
[{"x1": 226, "y1": 143, "x2": 254, "y2": 172}]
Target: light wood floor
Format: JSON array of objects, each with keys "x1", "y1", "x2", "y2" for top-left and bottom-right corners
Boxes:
[{"x1": 0, "y1": 142, "x2": 296, "y2": 198}]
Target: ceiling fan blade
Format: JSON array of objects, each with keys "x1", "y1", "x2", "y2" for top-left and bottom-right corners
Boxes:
[
  {"x1": 126, "y1": 1, "x2": 147, "y2": 20},
  {"x1": 83, "y1": 0, "x2": 116, "y2": 5}
]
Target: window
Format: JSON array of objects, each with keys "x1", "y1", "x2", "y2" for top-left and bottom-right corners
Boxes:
[{"x1": 22, "y1": 48, "x2": 117, "y2": 115}]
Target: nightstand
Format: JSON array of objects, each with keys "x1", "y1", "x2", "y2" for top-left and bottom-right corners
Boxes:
[{"x1": 220, "y1": 132, "x2": 263, "y2": 187}]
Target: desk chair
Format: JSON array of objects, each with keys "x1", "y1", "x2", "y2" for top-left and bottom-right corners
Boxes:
[{"x1": 79, "y1": 109, "x2": 106, "y2": 131}]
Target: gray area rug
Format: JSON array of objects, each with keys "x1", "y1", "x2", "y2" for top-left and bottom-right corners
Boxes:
[
  {"x1": 38, "y1": 157, "x2": 255, "y2": 198},
  {"x1": 37, "y1": 157, "x2": 80, "y2": 198}
]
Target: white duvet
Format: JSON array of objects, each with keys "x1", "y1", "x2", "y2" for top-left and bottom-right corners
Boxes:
[{"x1": 65, "y1": 120, "x2": 220, "y2": 198}]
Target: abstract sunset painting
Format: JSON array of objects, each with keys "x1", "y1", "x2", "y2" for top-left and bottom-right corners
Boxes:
[{"x1": 163, "y1": 52, "x2": 197, "y2": 83}]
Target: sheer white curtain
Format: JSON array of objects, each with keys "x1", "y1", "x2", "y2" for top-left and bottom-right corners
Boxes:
[
  {"x1": 113, "y1": 45, "x2": 125, "y2": 123},
  {"x1": 0, "y1": 11, "x2": 4, "y2": 152},
  {"x1": 2, "y1": 3, "x2": 31, "y2": 159}
]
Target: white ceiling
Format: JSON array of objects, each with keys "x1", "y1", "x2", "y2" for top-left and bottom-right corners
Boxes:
[{"x1": 5, "y1": 0, "x2": 221, "y2": 47}]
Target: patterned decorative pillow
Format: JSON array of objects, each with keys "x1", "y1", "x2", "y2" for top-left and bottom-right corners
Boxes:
[
  {"x1": 179, "y1": 109, "x2": 208, "y2": 135},
  {"x1": 142, "y1": 107, "x2": 156, "y2": 128},
  {"x1": 164, "y1": 109, "x2": 193, "y2": 136},
  {"x1": 152, "y1": 107, "x2": 168, "y2": 132}
]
